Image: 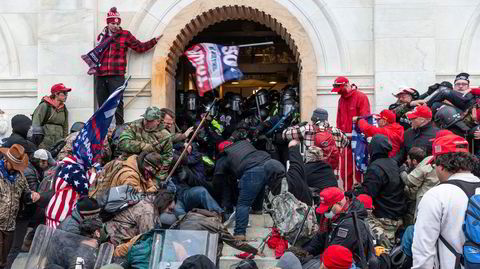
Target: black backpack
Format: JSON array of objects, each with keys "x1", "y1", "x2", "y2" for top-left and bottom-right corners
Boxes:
[{"x1": 97, "y1": 185, "x2": 145, "y2": 223}]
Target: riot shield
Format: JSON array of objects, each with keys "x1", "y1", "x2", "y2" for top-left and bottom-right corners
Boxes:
[
  {"x1": 149, "y1": 230, "x2": 219, "y2": 269},
  {"x1": 24, "y1": 224, "x2": 114, "y2": 269}
]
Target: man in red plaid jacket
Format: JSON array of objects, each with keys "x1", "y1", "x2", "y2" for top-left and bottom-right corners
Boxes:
[{"x1": 94, "y1": 7, "x2": 162, "y2": 125}]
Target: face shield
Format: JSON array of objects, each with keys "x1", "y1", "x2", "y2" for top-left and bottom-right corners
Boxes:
[
  {"x1": 231, "y1": 98, "x2": 242, "y2": 112},
  {"x1": 186, "y1": 97, "x2": 197, "y2": 111},
  {"x1": 256, "y1": 92, "x2": 268, "y2": 107},
  {"x1": 282, "y1": 102, "x2": 295, "y2": 116}
]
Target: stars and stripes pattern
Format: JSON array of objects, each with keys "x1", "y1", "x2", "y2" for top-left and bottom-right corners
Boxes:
[
  {"x1": 352, "y1": 115, "x2": 378, "y2": 173},
  {"x1": 45, "y1": 156, "x2": 89, "y2": 228}
]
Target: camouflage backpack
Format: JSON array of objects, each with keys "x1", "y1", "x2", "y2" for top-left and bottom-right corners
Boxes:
[{"x1": 265, "y1": 179, "x2": 317, "y2": 245}]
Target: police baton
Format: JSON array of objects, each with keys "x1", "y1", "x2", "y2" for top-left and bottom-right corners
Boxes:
[
  {"x1": 166, "y1": 98, "x2": 217, "y2": 179},
  {"x1": 352, "y1": 211, "x2": 368, "y2": 269}
]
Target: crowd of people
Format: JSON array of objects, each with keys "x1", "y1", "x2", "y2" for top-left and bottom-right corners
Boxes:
[{"x1": 1, "y1": 5, "x2": 480, "y2": 269}]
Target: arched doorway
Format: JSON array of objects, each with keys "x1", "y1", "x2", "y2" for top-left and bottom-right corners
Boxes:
[{"x1": 151, "y1": 1, "x2": 318, "y2": 121}]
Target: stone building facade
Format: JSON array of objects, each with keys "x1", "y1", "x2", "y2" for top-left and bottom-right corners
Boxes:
[{"x1": 0, "y1": 0, "x2": 479, "y2": 136}]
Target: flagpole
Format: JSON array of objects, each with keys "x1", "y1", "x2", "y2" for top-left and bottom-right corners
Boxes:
[
  {"x1": 237, "y1": 41, "x2": 274, "y2": 48},
  {"x1": 166, "y1": 98, "x2": 217, "y2": 180}
]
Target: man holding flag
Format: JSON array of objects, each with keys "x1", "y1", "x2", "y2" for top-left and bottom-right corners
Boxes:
[{"x1": 45, "y1": 78, "x2": 128, "y2": 228}]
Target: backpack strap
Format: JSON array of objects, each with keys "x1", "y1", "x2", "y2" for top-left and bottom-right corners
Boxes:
[{"x1": 437, "y1": 179, "x2": 480, "y2": 269}]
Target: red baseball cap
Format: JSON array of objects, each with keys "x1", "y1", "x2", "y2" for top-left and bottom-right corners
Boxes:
[
  {"x1": 428, "y1": 134, "x2": 469, "y2": 164},
  {"x1": 429, "y1": 129, "x2": 453, "y2": 141},
  {"x1": 50, "y1": 83, "x2": 72, "y2": 94},
  {"x1": 331, "y1": 76, "x2": 349, "y2": 93},
  {"x1": 374, "y1": 109, "x2": 396, "y2": 124},
  {"x1": 323, "y1": 245, "x2": 353, "y2": 269},
  {"x1": 316, "y1": 187, "x2": 345, "y2": 214},
  {"x1": 217, "y1": 140, "x2": 232, "y2": 153},
  {"x1": 357, "y1": 194, "x2": 374, "y2": 210},
  {"x1": 407, "y1": 105, "x2": 432, "y2": 120}
]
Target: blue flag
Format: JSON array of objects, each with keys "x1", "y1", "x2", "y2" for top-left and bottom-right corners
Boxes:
[
  {"x1": 72, "y1": 76, "x2": 130, "y2": 167},
  {"x1": 351, "y1": 115, "x2": 378, "y2": 173}
]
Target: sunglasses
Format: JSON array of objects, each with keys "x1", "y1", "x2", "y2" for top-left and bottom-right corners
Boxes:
[{"x1": 333, "y1": 83, "x2": 347, "y2": 88}]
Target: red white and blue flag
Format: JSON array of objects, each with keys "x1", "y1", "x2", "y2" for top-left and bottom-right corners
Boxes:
[
  {"x1": 73, "y1": 76, "x2": 129, "y2": 167},
  {"x1": 185, "y1": 43, "x2": 243, "y2": 96}
]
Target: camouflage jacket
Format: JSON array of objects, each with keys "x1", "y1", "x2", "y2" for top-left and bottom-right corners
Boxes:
[
  {"x1": 106, "y1": 199, "x2": 155, "y2": 246},
  {"x1": 117, "y1": 119, "x2": 173, "y2": 181},
  {"x1": 0, "y1": 171, "x2": 32, "y2": 231}
]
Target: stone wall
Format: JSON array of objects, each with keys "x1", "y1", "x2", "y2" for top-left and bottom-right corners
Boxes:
[{"x1": 0, "y1": 0, "x2": 479, "y2": 136}]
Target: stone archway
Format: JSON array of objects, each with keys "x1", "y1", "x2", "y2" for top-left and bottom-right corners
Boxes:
[{"x1": 151, "y1": 0, "x2": 318, "y2": 120}]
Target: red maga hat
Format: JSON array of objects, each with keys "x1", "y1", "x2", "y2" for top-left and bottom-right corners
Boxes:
[
  {"x1": 316, "y1": 187, "x2": 344, "y2": 214},
  {"x1": 407, "y1": 105, "x2": 432, "y2": 120},
  {"x1": 331, "y1": 76, "x2": 349, "y2": 93}
]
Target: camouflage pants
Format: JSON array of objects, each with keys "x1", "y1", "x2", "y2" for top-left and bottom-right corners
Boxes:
[{"x1": 367, "y1": 216, "x2": 402, "y2": 249}]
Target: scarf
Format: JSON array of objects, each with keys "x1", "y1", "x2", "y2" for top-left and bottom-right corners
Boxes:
[
  {"x1": 81, "y1": 26, "x2": 119, "y2": 75},
  {"x1": 318, "y1": 201, "x2": 350, "y2": 233},
  {"x1": 0, "y1": 159, "x2": 18, "y2": 183}
]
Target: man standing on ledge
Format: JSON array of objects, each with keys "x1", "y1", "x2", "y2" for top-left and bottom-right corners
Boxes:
[
  {"x1": 332, "y1": 76, "x2": 371, "y2": 191},
  {"x1": 94, "y1": 7, "x2": 162, "y2": 125}
]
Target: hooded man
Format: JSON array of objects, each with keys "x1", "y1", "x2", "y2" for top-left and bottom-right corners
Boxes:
[
  {"x1": 94, "y1": 7, "x2": 162, "y2": 125},
  {"x1": 332, "y1": 76, "x2": 371, "y2": 191},
  {"x1": 393, "y1": 105, "x2": 439, "y2": 165},
  {"x1": 303, "y1": 187, "x2": 372, "y2": 264},
  {"x1": 264, "y1": 140, "x2": 312, "y2": 205},
  {"x1": 351, "y1": 134, "x2": 406, "y2": 249},
  {"x1": 354, "y1": 109, "x2": 404, "y2": 157},
  {"x1": 2, "y1": 114, "x2": 36, "y2": 158}
]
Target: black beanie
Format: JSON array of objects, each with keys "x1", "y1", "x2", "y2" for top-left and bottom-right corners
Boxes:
[
  {"x1": 455, "y1": 73, "x2": 470, "y2": 83},
  {"x1": 76, "y1": 196, "x2": 101, "y2": 219},
  {"x1": 311, "y1": 108, "x2": 328, "y2": 122}
]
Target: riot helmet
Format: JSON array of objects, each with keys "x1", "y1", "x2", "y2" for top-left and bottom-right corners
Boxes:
[
  {"x1": 255, "y1": 89, "x2": 269, "y2": 107},
  {"x1": 230, "y1": 94, "x2": 243, "y2": 112},
  {"x1": 282, "y1": 86, "x2": 297, "y2": 102},
  {"x1": 258, "y1": 108, "x2": 269, "y2": 121},
  {"x1": 434, "y1": 105, "x2": 464, "y2": 129},
  {"x1": 204, "y1": 100, "x2": 218, "y2": 117},
  {"x1": 177, "y1": 91, "x2": 186, "y2": 107},
  {"x1": 186, "y1": 90, "x2": 198, "y2": 111},
  {"x1": 281, "y1": 98, "x2": 296, "y2": 116},
  {"x1": 268, "y1": 90, "x2": 280, "y2": 103}
]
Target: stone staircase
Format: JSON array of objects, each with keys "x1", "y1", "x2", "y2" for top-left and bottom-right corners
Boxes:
[
  {"x1": 219, "y1": 214, "x2": 279, "y2": 269},
  {"x1": 12, "y1": 214, "x2": 278, "y2": 269}
]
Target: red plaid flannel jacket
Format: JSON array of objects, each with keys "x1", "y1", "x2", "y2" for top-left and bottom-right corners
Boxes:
[
  {"x1": 96, "y1": 29, "x2": 157, "y2": 76},
  {"x1": 282, "y1": 121, "x2": 349, "y2": 148}
]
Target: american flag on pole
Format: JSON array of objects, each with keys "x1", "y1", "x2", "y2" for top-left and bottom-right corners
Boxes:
[
  {"x1": 185, "y1": 43, "x2": 243, "y2": 96},
  {"x1": 45, "y1": 77, "x2": 129, "y2": 228}
]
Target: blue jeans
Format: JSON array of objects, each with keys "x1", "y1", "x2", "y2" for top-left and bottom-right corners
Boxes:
[
  {"x1": 234, "y1": 165, "x2": 266, "y2": 235},
  {"x1": 402, "y1": 225, "x2": 414, "y2": 257},
  {"x1": 175, "y1": 186, "x2": 224, "y2": 217}
]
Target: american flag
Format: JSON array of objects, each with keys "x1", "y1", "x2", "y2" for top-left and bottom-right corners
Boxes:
[{"x1": 45, "y1": 78, "x2": 129, "y2": 228}]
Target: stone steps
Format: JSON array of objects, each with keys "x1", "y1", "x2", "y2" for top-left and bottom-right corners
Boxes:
[{"x1": 219, "y1": 214, "x2": 279, "y2": 269}]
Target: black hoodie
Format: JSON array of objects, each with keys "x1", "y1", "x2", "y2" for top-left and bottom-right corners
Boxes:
[
  {"x1": 362, "y1": 134, "x2": 406, "y2": 219},
  {"x1": 264, "y1": 145, "x2": 312, "y2": 205},
  {"x1": 3, "y1": 114, "x2": 37, "y2": 157}
]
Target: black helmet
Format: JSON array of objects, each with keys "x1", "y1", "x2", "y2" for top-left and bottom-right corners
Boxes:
[
  {"x1": 281, "y1": 98, "x2": 297, "y2": 116},
  {"x1": 258, "y1": 108, "x2": 269, "y2": 121},
  {"x1": 177, "y1": 91, "x2": 186, "y2": 106},
  {"x1": 234, "y1": 260, "x2": 258, "y2": 269},
  {"x1": 204, "y1": 100, "x2": 218, "y2": 116},
  {"x1": 434, "y1": 105, "x2": 463, "y2": 129},
  {"x1": 268, "y1": 90, "x2": 280, "y2": 103},
  {"x1": 230, "y1": 93, "x2": 243, "y2": 112},
  {"x1": 186, "y1": 90, "x2": 198, "y2": 111},
  {"x1": 282, "y1": 87, "x2": 297, "y2": 102},
  {"x1": 255, "y1": 89, "x2": 269, "y2": 107},
  {"x1": 70, "y1": 122, "x2": 85, "y2": 133}
]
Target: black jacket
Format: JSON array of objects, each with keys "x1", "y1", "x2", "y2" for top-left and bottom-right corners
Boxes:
[
  {"x1": 303, "y1": 199, "x2": 373, "y2": 263},
  {"x1": 264, "y1": 145, "x2": 312, "y2": 205},
  {"x1": 216, "y1": 140, "x2": 270, "y2": 179},
  {"x1": 3, "y1": 114, "x2": 37, "y2": 157},
  {"x1": 362, "y1": 135, "x2": 406, "y2": 219},
  {"x1": 393, "y1": 121, "x2": 439, "y2": 165},
  {"x1": 305, "y1": 161, "x2": 337, "y2": 191}
]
